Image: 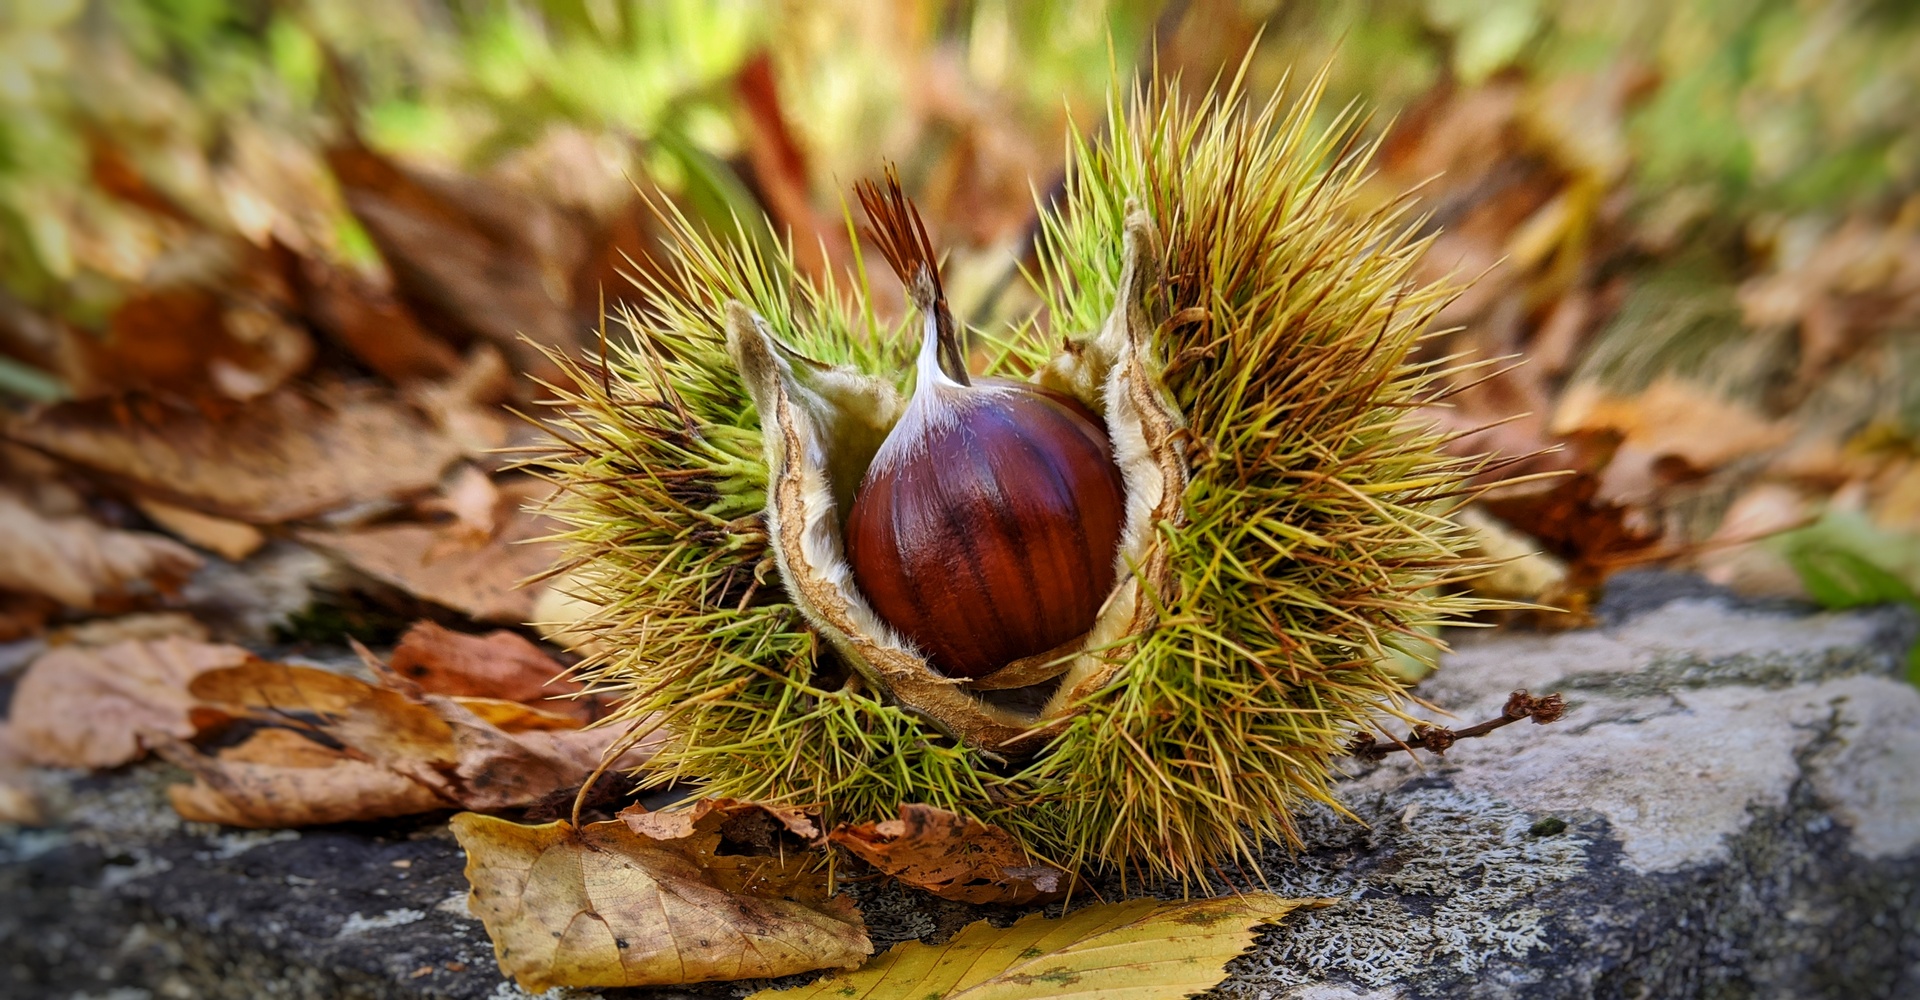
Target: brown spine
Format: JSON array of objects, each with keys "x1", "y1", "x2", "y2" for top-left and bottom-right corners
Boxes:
[{"x1": 855, "y1": 168, "x2": 967, "y2": 385}]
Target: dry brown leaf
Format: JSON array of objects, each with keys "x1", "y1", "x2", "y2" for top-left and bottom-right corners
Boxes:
[
  {"x1": 1552, "y1": 377, "x2": 1793, "y2": 503},
  {"x1": 51, "y1": 611, "x2": 208, "y2": 647},
  {"x1": 829, "y1": 803, "x2": 1070, "y2": 905},
  {"x1": 361, "y1": 643, "x2": 656, "y2": 795},
  {"x1": 293, "y1": 255, "x2": 462, "y2": 384},
  {"x1": 158, "y1": 727, "x2": 454, "y2": 828},
  {"x1": 420, "y1": 465, "x2": 500, "y2": 545},
  {"x1": 8, "y1": 637, "x2": 251, "y2": 768},
  {"x1": 4, "y1": 384, "x2": 462, "y2": 524},
  {"x1": 178, "y1": 659, "x2": 647, "y2": 820},
  {"x1": 453, "y1": 805, "x2": 867, "y2": 991},
  {"x1": 0, "y1": 594, "x2": 56, "y2": 643},
  {"x1": 427, "y1": 697, "x2": 615, "y2": 812},
  {"x1": 1739, "y1": 215, "x2": 1920, "y2": 395},
  {"x1": 388, "y1": 621, "x2": 584, "y2": 717},
  {"x1": 134, "y1": 496, "x2": 266, "y2": 561},
  {"x1": 298, "y1": 479, "x2": 561, "y2": 623},
  {"x1": 621, "y1": 798, "x2": 821, "y2": 858},
  {"x1": 188, "y1": 660, "x2": 460, "y2": 775},
  {"x1": 1480, "y1": 472, "x2": 1664, "y2": 617},
  {"x1": 0, "y1": 491, "x2": 201, "y2": 610},
  {"x1": 326, "y1": 143, "x2": 584, "y2": 385},
  {"x1": 0, "y1": 723, "x2": 43, "y2": 826},
  {"x1": 403, "y1": 347, "x2": 518, "y2": 460},
  {"x1": 70, "y1": 251, "x2": 314, "y2": 402}
]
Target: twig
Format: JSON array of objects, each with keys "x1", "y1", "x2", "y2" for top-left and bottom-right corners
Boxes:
[{"x1": 1348, "y1": 690, "x2": 1566, "y2": 761}]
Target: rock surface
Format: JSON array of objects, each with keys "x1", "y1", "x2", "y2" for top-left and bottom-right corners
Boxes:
[{"x1": 3, "y1": 573, "x2": 1917, "y2": 1000}]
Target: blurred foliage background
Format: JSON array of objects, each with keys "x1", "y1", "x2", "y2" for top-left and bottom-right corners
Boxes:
[{"x1": 2, "y1": 0, "x2": 1919, "y2": 654}]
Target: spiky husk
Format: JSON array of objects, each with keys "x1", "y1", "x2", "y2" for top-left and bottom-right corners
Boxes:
[{"x1": 532, "y1": 69, "x2": 1497, "y2": 882}]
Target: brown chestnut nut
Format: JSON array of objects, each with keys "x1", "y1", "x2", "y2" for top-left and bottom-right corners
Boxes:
[
  {"x1": 845, "y1": 174, "x2": 1125, "y2": 679},
  {"x1": 845, "y1": 364, "x2": 1125, "y2": 679}
]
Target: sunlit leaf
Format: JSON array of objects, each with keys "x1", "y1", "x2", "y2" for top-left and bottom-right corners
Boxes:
[{"x1": 751, "y1": 893, "x2": 1323, "y2": 1000}]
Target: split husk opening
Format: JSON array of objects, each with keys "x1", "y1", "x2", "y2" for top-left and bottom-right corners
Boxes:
[{"x1": 727, "y1": 205, "x2": 1184, "y2": 758}]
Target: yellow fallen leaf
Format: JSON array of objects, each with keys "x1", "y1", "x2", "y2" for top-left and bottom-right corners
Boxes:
[
  {"x1": 453, "y1": 808, "x2": 870, "y2": 991},
  {"x1": 751, "y1": 893, "x2": 1324, "y2": 1000}
]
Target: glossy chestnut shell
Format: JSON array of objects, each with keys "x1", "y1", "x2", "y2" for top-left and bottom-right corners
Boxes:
[{"x1": 845, "y1": 381, "x2": 1126, "y2": 679}]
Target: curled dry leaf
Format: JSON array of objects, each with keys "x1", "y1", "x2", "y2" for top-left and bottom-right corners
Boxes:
[
  {"x1": 751, "y1": 893, "x2": 1324, "y2": 1000},
  {"x1": 188, "y1": 660, "x2": 459, "y2": 772},
  {"x1": 7, "y1": 638, "x2": 251, "y2": 769},
  {"x1": 297, "y1": 479, "x2": 561, "y2": 623},
  {"x1": 388, "y1": 621, "x2": 588, "y2": 721},
  {"x1": 0, "y1": 491, "x2": 201, "y2": 610},
  {"x1": 427, "y1": 696, "x2": 628, "y2": 813},
  {"x1": 3, "y1": 385, "x2": 462, "y2": 524},
  {"x1": 157, "y1": 728, "x2": 454, "y2": 827},
  {"x1": 452, "y1": 805, "x2": 867, "y2": 992},
  {"x1": 1552, "y1": 377, "x2": 1792, "y2": 505},
  {"x1": 168, "y1": 659, "x2": 650, "y2": 825},
  {"x1": 829, "y1": 804, "x2": 1070, "y2": 905},
  {"x1": 620, "y1": 798, "x2": 821, "y2": 859}
]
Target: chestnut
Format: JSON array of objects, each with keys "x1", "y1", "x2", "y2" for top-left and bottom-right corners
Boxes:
[{"x1": 845, "y1": 177, "x2": 1126, "y2": 680}]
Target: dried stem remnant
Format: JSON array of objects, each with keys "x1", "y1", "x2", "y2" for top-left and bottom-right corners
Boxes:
[{"x1": 1349, "y1": 690, "x2": 1566, "y2": 761}]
